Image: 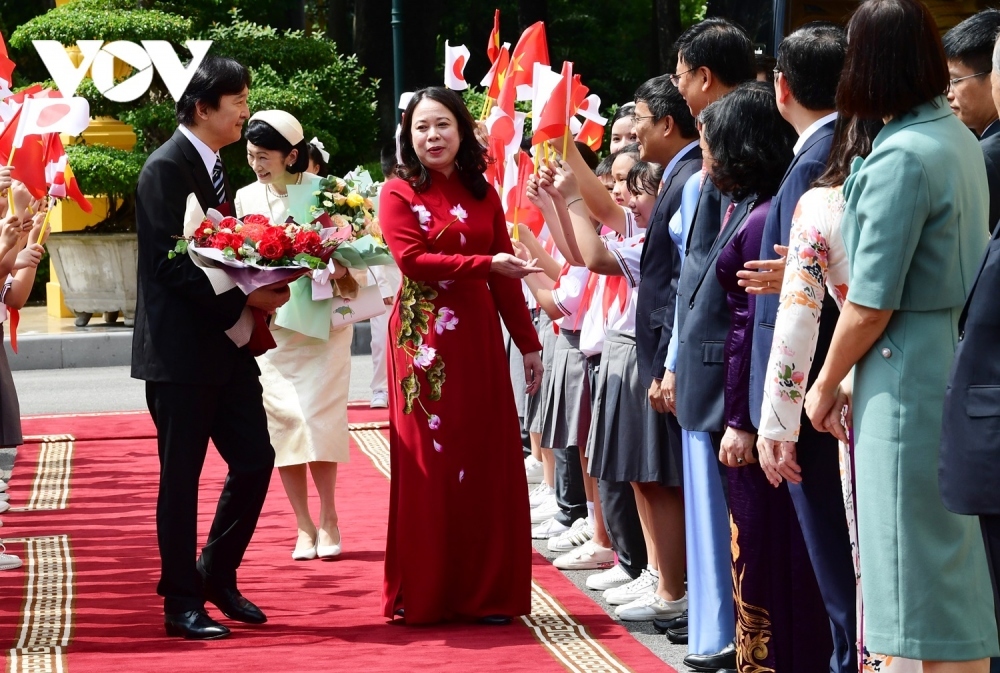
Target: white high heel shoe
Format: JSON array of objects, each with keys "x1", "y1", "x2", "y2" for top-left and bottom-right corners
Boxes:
[
  {"x1": 317, "y1": 527, "x2": 342, "y2": 560},
  {"x1": 291, "y1": 534, "x2": 317, "y2": 561}
]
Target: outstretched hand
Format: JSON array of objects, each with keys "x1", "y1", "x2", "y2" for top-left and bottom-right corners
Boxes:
[{"x1": 491, "y1": 252, "x2": 543, "y2": 278}]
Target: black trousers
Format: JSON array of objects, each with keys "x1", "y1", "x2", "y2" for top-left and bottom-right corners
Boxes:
[
  {"x1": 982, "y1": 516, "x2": 1000, "y2": 673},
  {"x1": 599, "y1": 478, "x2": 646, "y2": 578},
  {"x1": 786, "y1": 424, "x2": 858, "y2": 673},
  {"x1": 146, "y1": 375, "x2": 274, "y2": 614},
  {"x1": 554, "y1": 447, "x2": 588, "y2": 527}
]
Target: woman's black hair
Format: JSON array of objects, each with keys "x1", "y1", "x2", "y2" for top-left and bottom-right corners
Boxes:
[
  {"x1": 575, "y1": 141, "x2": 600, "y2": 171},
  {"x1": 596, "y1": 154, "x2": 616, "y2": 177},
  {"x1": 307, "y1": 142, "x2": 329, "y2": 177},
  {"x1": 617, "y1": 142, "x2": 641, "y2": 162},
  {"x1": 176, "y1": 56, "x2": 251, "y2": 126},
  {"x1": 813, "y1": 116, "x2": 884, "y2": 189},
  {"x1": 246, "y1": 119, "x2": 310, "y2": 174},
  {"x1": 610, "y1": 102, "x2": 636, "y2": 130},
  {"x1": 626, "y1": 161, "x2": 664, "y2": 196},
  {"x1": 699, "y1": 81, "x2": 795, "y2": 201},
  {"x1": 398, "y1": 87, "x2": 489, "y2": 199}
]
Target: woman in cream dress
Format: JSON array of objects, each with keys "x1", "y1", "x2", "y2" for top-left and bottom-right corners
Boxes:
[{"x1": 235, "y1": 110, "x2": 354, "y2": 561}]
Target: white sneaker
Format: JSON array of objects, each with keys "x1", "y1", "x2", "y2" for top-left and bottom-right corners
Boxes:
[
  {"x1": 604, "y1": 567, "x2": 658, "y2": 605},
  {"x1": 0, "y1": 480, "x2": 7, "y2": 492},
  {"x1": 531, "y1": 517, "x2": 570, "y2": 539},
  {"x1": 587, "y1": 563, "x2": 632, "y2": 591},
  {"x1": 547, "y1": 518, "x2": 592, "y2": 552},
  {"x1": 524, "y1": 455, "x2": 543, "y2": 484},
  {"x1": 530, "y1": 495, "x2": 559, "y2": 524},
  {"x1": 553, "y1": 539, "x2": 615, "y2": 570},
  {"x1": 0, "y1": 493, "x2": 8, "y2": 502},
  {"x1": 528, "y1": 482, "x2": 554, "y2": 509},
  {"x1": 370, "y1": 390, "x2": 389, "y2": 409},
  {"x1": 615, "y1": 592, "x2": 687, "y2": 622},
  {"x1": 0, "y1": 501, "x2": 9, "y2": 514},
  {"x1": 0, "y1": 553, "x2": 21, "y2": 571}
]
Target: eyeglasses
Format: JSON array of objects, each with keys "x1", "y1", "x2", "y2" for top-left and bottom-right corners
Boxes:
[
  {"x1": 948, "y1": 71, "x2": 990, "y2": 89},
  {"x1": 630, "y1": 113, "x2": 656, "y2": 124},
  {"x1": 669, "y1": 67, "x2": 696, "y2": 87}
]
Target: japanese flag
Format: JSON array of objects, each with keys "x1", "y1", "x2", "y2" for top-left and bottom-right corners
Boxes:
[
  {"x1": 13, "y1": 96, "x2": 90, "y2": 148},
  {"x1": 576, "y1": 93, "x2": 608, "y2": 124},
  {"x1": 444, "y1": 41, "x2": 470, "y2": 91}
]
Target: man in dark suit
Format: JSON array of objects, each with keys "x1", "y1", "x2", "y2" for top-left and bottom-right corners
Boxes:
[
  {"x1": 132, "y1": 56, "x2": 290, "y2": 640},
  {"x1": 941, "y1": 32, "x2": 1000, "y2": 673},
  {"x1": 666, "y1": 17, "x2": 755, "y2": 673},
  {"x1": 944, "y1": 9, "x2": 1000, "y2": 231},
  {"x1": 740, "y1": 24, "x2": 858, "y2": 673}
]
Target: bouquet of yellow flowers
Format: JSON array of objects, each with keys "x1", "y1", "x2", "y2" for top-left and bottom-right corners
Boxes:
[{"x1": 311, "y1": 167, "x2": 379, "y2": 242}]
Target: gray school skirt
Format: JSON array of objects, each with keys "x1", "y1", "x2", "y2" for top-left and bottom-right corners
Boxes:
[
  {"x1": 0, "y1": 325, "x2": 22, "y2": 447},
  {"x1": 540, "y1": 329, "x2": 590, "y2": 449},
  {"x1": 525, "y1": 312, "x2": 554, "y2": 435},
  {"x1": 586, "y1": 331, "x2": 682, "y2": 485}
]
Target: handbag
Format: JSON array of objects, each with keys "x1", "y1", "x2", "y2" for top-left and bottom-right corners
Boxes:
[{"x1": 330, "y1": 271, "x2": 387, "y2": 326}]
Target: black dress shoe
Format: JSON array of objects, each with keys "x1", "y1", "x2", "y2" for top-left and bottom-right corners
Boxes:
[
  {"x1": 716, "y1": 669, "x2": 736, "y2": 673},
  {"x1": 203, "y1": 584, "x2": 267, "y2": 624},
  {"x1": 478, "y1": 615, "x2": 512, "y2": 625},
  {"x1": 682, "y1": 643, "x2": 736, "y2": 672},
  {"x1": 652, "y1": 611, "x2": 688, "y2": 634},
  {"x1": 664, "y1": 625, "x2": 688, "y2": 644},
  {"x1": 164, "y1": 609, "x2": 230, "y2": 640}
]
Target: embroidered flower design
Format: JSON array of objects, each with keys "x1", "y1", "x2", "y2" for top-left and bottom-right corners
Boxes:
[
  {"x1": 449, "y1": 204, "x2": 468, "y2": 222},
  {"x1": 433, "y1": 440, "x2": 443, "y2": 453},
  {"x1": 413, "y1": 344, "x2": 437, "y2": 369},
  {"x1": 459, "y1": 233, "x2": 467, "y2": 247},
  {"x1": 411, "y1": 204, "x2": 432, "y2": 231},
  {"x1": 438, "y1": 280, "x2": 454, "y2": 289},
  {"x1": 428, "y1": 414, "x2": 442, "y2": 430},
  {"x1": 435, "y1": 307, "x2": 459, "y2": 334},
  {"x1": 458, "y1": 469, "x2": 465, "y2": 482}
]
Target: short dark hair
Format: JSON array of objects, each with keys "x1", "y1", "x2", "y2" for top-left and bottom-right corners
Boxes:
[
  {"x1": 700, "y1": 81, "x2": 796, "y2": 201},
  {"x1": 398, "y1": 87, "x2": 489, "y2": 199},
  {"x1": 176, "y1": 56, "x2": 251, "y2": 126},
  {"x1": 618, "y1": 142, "x2": 641, "y2": 161},
  {"x1": 777, "y1": 22, "x2": 846, "y2": 111},
  {"x1": 596, "y1": 154, "x2": 615, "y2": 177},
  {"x1": 837, "y1": 0, "x2": 949, "y2": 120},
  {"x1": 626, "y1": 161, "x2": 664, "y2": 197},
  {"x1": 674, "y1": 18, "x2": 756, "y2": 88},
  {"x1": 814, "y1": 116, "x2": 885, "y2": 189},
  {"x1": 634, "y1": 75, "x2": 698, "y2": 138},
  {"x1": 380, "y1": 140, "x2": 398, "y2": 180},
  {"x1": 943, "y1": 9, "x2": 1000, "y2": 74},
  {"x1": 575, "y1": 141, "x2": 600, "y2": 171},
  {"x1": 610, "y1": 102, "x2": 636, "y2": 129},
  {"x1": 755, "y1": 53, "x2": 777, "y2": 83},
  {"x1": 307, "y1": 142, "x2": 329, "y2": 177},
  {"x1": 245, "y1": 119, "x2": 309, "y2": 174}
]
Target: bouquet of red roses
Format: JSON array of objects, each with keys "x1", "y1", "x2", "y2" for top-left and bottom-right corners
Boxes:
[{"x1": 171, "y1": 213, "x2": 331, "y2": 269}]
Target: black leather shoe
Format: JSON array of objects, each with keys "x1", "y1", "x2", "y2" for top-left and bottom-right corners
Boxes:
[
  {"x1": 652, "y1": 611, "x2": 688, "y2": 634},
  {"x1": 164, "y1": 609, "x2": 230, "y2": 640},
  {"x1": 664, "y1": 625, "x2": 688, "y2": 644},
  {"x1": 716, "y1": 669, "x2": 736, "y2": 673},
  {"x1": 479, "y1": 615, "x2": 512, "y2": 625},
  {"x1": 683, "y1": 643, "x2": 736, "y2": 672},
  {"x1": 203, "y1": 584, "x2": 267, "y2": 624}
]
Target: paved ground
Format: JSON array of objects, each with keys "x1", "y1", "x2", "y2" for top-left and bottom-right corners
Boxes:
[{"x1": 8, "y1": 359, "x2": 690, "y2": 671}]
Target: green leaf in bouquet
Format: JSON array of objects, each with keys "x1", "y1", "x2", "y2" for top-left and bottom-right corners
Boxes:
[
  {"x1": 351, "y1": 235, "x2": 394, "y2": 266},
  {"x1": 293, "y1": 253, "x2": 328, "y2": 270},
  {"x1": 330, "y1": 245, "x2": 366, "y2": 269}
]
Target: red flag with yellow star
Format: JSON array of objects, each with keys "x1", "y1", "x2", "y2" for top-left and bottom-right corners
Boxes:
[
  {"x1": 487, "y1": 9, "x2": 501, "y2": 63},
  {"x1": 480, "y1": 44, "x2": 510, "y2": 100},
  {"x1": 575, "y1": 118, "x2": 605, "y2": 153},
  {"x1": 507, "y1": 22, "x2": 549, "y2": 99}
]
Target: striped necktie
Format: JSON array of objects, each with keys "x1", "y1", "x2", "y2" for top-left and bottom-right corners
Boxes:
[{"x1": 211, "y1": 155, "x2": 225, "y2": 207}]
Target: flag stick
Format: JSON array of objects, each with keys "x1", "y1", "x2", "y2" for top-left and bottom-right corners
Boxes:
[
  {"x1": 513, "y1": 205, "x2": 520, "y2": 242},
  {"x1": 5, "y1": 146, "x2": 15, "y2": 217},
  {"x1": 483, "y1": 97, "x2": 494, "y2": 120},
  {"x1": 38, "y1": 198, "x2": 55, "y2": 246},
  {"x1": 533, "y1": 148, "x2": 539, "y2": 176},
  {"x1": 562, "y1": 126, "x2": 569, "y2": 161}
]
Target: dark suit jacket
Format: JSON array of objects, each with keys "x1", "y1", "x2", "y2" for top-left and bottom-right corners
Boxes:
[
  {"x1": 748, "y1": 120, "x2": 836, "y2": 428},
  {"x1": 980, "y1": 120, "x2": 1000, "y2": 233},
  {"x1": 674, "y1": 180, "x2": 751, "y2": 433},
  {"x1": 636, "y1": 143, "x2": 702, "y2": 388},
  {"x1": 131, "y1": 128, "x2": 254, "y2": 384},
  {"x1": 941, "y1": 224, "x2": 1000, "y2": 515}
]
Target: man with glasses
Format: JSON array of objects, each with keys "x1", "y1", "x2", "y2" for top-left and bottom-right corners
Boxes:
[{"x1": 944, "y1": 9, "x2": 1000, "y2": 230}]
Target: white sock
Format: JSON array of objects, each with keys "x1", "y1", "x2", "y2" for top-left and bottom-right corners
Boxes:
[
  {"x1": 648, "y1": 564, "x2": 659, "y2": 578},
  {"x1": 587, "y1": 501, "x2": 595, "y2": 528}
]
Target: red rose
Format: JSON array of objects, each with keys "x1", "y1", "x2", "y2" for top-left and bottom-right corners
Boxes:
[
  {"x1": 258, "y1": 226, "x2": 292, "y2": 260},
  {"x1": 208, "y1": 232, "x2": 242, "y2": 253},
  {"x1": 218, "y1": 216, "x2": 239, "y2": 231},
  {"x1": 242, "y1": 213, "x2": 270, "y2": 226},
  {"x1": 292, "y1": 230, "x2": 323, "y2": 256}
]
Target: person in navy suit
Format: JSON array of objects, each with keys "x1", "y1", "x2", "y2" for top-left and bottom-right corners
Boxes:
[
  {"x1": 738, "y1": 24, "x2": 857, "y2": 673},
  {"x1": 944, "y1": 9, "x2": 1000, "y2": 232},
  {"x1": 941, "y1": 30, "x2": 1000, "y2": 673}
]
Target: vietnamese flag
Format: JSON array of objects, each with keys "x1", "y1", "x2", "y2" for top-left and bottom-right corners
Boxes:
[
  {"x1": 0, "y1": 109, "x2": 48, "y2": 199},
  {"x1": 532, "y1": 61, "x2": 573, "y2": 147},
  {"x1": 504, "y1": 150, "x2": 544, "y2": 235},
  {"x1": 575, "y1": 117, "x2": 605, "y2": 153},
  {"x1": 0, "y1": 33, "x2": 15, "y2": 89},
  {"x1": 487, "y1": 9, "x2": 501, "y2": 64},
  {"x1": 480, "y1": 43, "x2": 510, "y2": 100},
  {"x1": 43, "y1": 133, "x2": 92, "y2": 213},
  {"x1": 507, "y1": 22, "x2": 549, "y2": 100},
  {"x1": 483, "y1": 134, "x2": 505, "y2": 196},
  {"x1": 571, "y1": 75, "x2": 589, "y2": 114}
]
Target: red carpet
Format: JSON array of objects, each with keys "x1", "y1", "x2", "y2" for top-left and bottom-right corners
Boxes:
[{"x1": 0, "y1": 407, "x2": 675, "y2": 672}]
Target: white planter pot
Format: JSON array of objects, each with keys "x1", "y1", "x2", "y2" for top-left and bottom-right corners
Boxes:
[{"x1": 46, "y1": 232, "x2": 137, "y2": 326}]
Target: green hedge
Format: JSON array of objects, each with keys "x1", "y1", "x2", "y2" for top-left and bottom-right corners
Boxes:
[{"x1": 9, "y1": 5, "x2": 191, "y2": 45}]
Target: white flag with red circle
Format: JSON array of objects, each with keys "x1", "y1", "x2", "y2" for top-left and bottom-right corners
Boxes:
[
  {"x1": 12, "y1": 96, "x2": 90, "y2": 148},
  {"x1": 444, "y1": 41, "x2": 471, "y2": 91}
]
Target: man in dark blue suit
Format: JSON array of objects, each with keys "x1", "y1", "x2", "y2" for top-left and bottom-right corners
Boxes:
[
  {"x1": 741, "y1": 24, "x2": 857, "y2": 673},
  {"x1": 944, "y1": 10, "x2": 1000, "y2": 232},
  {"x1": 941, "y1": 29, "x2": 1000, "y2": 673}
]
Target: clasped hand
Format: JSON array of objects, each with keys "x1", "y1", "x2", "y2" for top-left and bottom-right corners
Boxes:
[
  {"x1": 719, "y1": 427, "x2": 757, "y2": 467},
  {"x1": 737, "y1": 244, "x2": 788, "y2": 295}
]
